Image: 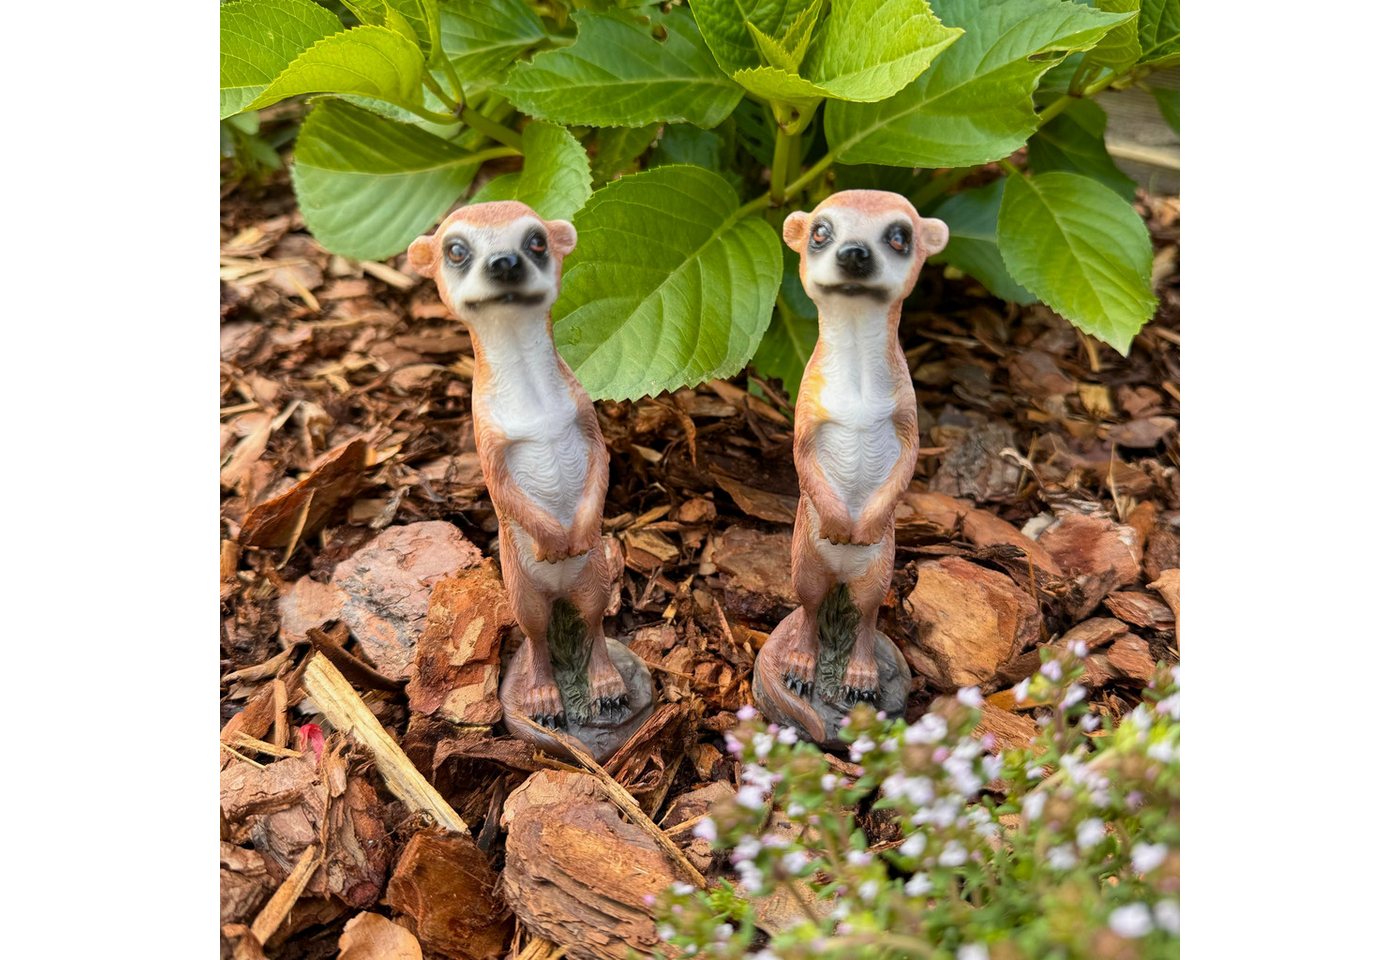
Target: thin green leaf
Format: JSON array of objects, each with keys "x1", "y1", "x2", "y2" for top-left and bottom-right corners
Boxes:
[
  {"x1": 1083, "y1": 0, "x2": 1140, "y2": 76},
  {"x1": 1028, "y1": 99, "x2": 1137, "y2": 201},
  {"x1": 219, "y1": 0, "x2": 344, "y2": 118},
  {"x1": 931, "y1": 179, "x2": 1035, "y2": 304},
  {"x1": 997, "y1": 171, "x2": 1156, "y2": 354},
  {"x1": 472, "y1": 123, "x2": 591, "y2": 220},
  {"x1": 554, "y1": 165, "x2": 783, "y2": 400},
  {"x1": 245, "y1": 25, "x2": 427, "y2": 114},
  {"x1": 500, "y1": 8, "x2": 743, "y2": 129},
  {"x1": 1136, "y1": 0, "x2": 1179, "y2": 66},
  {"x1": 751, "y1": 245, "x2": 819, "y2": 397},
  {"x1": 690, "y1": 0, "x2": 815, "y2": 74},
  {"x1": 291, "y1": 99, "x2": 478, "y2": 260},
  {"x1": 825, "y1": 0, "x2": 1131, "y2": 167}
]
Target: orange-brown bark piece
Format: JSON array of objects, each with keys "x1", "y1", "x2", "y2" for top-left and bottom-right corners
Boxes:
[
  {"x1": 337, "y1": 912, "x2": 423, "y2": 960},
  {"x1": 1037, "y1": 513, "x2": 1142, "y2": 618},
  {"x1": 899, "y1": 490, "x2": 1062, "y2": 575},
  {"x1": 240, "y1": 439, "x2": 368, "y2": 547},
  {"x1": 385, "y1": 830, "x2": 512, "y2": 960},
  {"x1": 406, "y1": 559, "x2": 511, "y2": 725}
]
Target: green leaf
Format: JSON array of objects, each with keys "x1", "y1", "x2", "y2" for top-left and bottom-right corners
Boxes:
[
  {"x1": 1136, "y1": 0, "x2": 1179, "y2": 66},
  {"x1": 1150, "y1": 84, "x2": 1179, "y2": 133},
  {"x1": 997, "y1": 171, "x2": 1155, "y2": 354},
  {"x1": 439, "y1": 0, "x2": 547, "y2": 87},
  {"x1": 219, "y1": 0, "x2": 345, "y2": 118},
  {"x1": 500, "y1": 9, "x2": 743, "y2": 129},
  {"x1": 701, "y1": 0, "x2": 962, "y2": 104},
  {"x1": 472, "y1": 123, "x2": 591, "y2": 220},
  {"x1": 825, "y1": 0, "x2": 1130, "y2": 167},
  {"x1": 931, "y1": 179, "x2": 1034, "y2": 304},
  {"x1": 344, "y1": 1, "x2": 442, "y2": 57},
  {"x1": 1028, "y1": 99, "x2": 1137, "y2": 200},
  {"x1": 291, "y1": 99, "x2": 479, "y2": 260},
  {"x1": 653, "y1": 124, "x2": 726, "y2": 171},
  {"x1": 590, "y1": 126, "x2": 660, "y2": 185},
  {"x1": 554, "y1": 165, "x2": 783, "y2": 400},
  {"x1": 245, "y1": 25, "x2": 427, "y2": 114},
  {"x1": 690, "y1": 0, "x2": 814, "y2": 74},
  {"x1": 751, "y1": 245, "x2": 818, "y2": 397},
  {"x1": 1083, "y1": 0, "x2": 1140, "y2": 76}
]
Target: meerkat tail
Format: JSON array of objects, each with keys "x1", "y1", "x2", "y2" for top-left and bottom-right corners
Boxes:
[
  {"x1": 546, "y1": 599, "x2": 592, "y2": 725},
  {"x1": 815, "y1": 583, "x2": 861, "y2": 703}
]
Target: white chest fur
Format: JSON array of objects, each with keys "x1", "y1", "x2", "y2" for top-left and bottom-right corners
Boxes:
[
  {"x1": 811, "y1": 306, "x2": 901, "y2": 517},
  {"x1": 476, "y1": 320, "x2": 591, "y2": 528}
]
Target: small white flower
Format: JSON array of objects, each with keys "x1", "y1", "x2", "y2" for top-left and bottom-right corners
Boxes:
[
  {"x1": 777, "y1": 727, "x2": 799, "y2": 745},
  {"x1": 1013, "y1": 677, "x2": 1032, "y2": 702},
  {"x1": 1108, "y1": 902, "x2": 1153, "y2": 939},
  {"x1": 1148, "y1": 739, "x2": 1176, "y2": 763},
  {"x1": 1022, "y1": 792, "x2": 1046, "y2": 821},
  {"x1": 737, "y1": 862, "x2": 763, "y2": 891},
  {"x1": 1080, "y1": 713, "x2": 1101, "y2": 732},
  {"x1": 899, "y1": 832, "x2": 927, "y2": 857},
  {"x1": 846, "y1": 849, "x2": 873, "y2": 867},
  {"x1": 831, "y1": 901, "x2": 851, "y2": 920},
  {"x1": 1041, "y1": 660, "x2": 1063, "y2": 682},
  {"x1": 1154, "y1": 899, "x2": 1180, "y2": 934},
  {"x1": 672, "y1": 883, "x2": 695, "y2": 895},
  {"x1": 656, "y1": 923, "x2": 676, "y2": 940},
  {"x1": 982, "y1": 754, "x2": 1004, "y2": 781},
  {"x1": 849, "y1": 735, "x2": 876, "y2": 760},
  {"x1": 858, "y1": 879, "x2": 880, "y2": 902},
  {"x1": 736, "y1": 785, "x2": 767, "y2": 810},
  {"x1": 938, "y1": 841, "x2": 968, "y2": 867},
  {"x1": 725, "y1": 733, "x2": 744, "y2": 755},
  {"x1": 751, "y1": 952, "x2": 779, "y2": 960},
  {"x1": 1046, "y1": 844, "x2": 1077, "y2": 870},
  {"x1": 821, "y1": 773, "x2": 839, "y2": 792},
  {"x1": 1156, "y1": 693, "x2": 1180, "y2": 719},
  {"x1": 1132, "y1": 842, "x2": 1169, "y2": 874},
  {"x1": 782, "y1": 851, "x2": 807, "y2": 874},
  {"x1": 786, "y1": 803, "x2": 806, "y2": 817},
  {"x1": 714, "y1": 923, "x2": 734, "y2": 941},
  {"x1": 751, "y1": 732, "x2": 774, "y2": 759},
  {"x1": 737, "y1": 704, "x2": 758, "y2": 721},
  {"x1": 905, "y1": 872, "x2": 932, "y2": 897},
  {"x1": 957, "y1": 946, "x2": 990, "y2": 960},
  {"x1": 1062, "y1": 684, "x2": 1087, "y2": 708},
  {"x1": 1068, "y1": 639, "x2": 1088, "y2": 658},
  {"x1": 957, "y1": 686, "x2": 984, "y2": 708},
  {"x1": 1076, "y1": 818, "x2": 1105, "y2": 850},
  {"x1": 733, "y1": 836, "x2": 761, "y2": 862},
  {"x1": 906, "y1": 712, "x2": 949, "y2": 744},
  {"x1": 693, "y1": 818, "x2": 717, "y2": 843}
]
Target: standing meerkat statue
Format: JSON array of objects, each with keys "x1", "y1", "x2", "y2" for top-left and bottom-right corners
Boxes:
[
  {"x1": 752, "y1": 190, "x2": 949, "y2": 746},
  {"x1": 408, "y1": 201, "x2": 653, "y2": 761}
]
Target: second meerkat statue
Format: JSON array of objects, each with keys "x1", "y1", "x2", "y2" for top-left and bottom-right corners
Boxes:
[
  {"x1": 753, "y1": 190, "x2": 949, "y2": 746},
  {"x1": 408, "y1": 200, "x2": 653, "y2": 761}
]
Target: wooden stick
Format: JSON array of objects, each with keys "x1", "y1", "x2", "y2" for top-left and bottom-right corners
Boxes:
[
  {"x1": 251, "y1": 844, "x2": 320, "y2": 944},
  {"x1": 516, "y1": 715, "x2": 707, "y2": 889},
  {"x1": 302, "y1": 653, "x2": 467, "y2": 832}
]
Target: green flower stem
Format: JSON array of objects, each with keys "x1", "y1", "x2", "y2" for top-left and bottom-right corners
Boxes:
[
  {"x1": 456, "y1": 101, "x2": 524, "y2": 150},
  {"x1": 784, "y1": 150, "x2": 835, "y2": 201},
  {"x1": 1038, "y1": 66, "x2": 1140, "y2": 127},
  {"x1": 770, "y1": 128, "x2": 798, "y2": 203},
  {"x1": 421, "y1": 70, "x2": 456, "y2": 113},
  {"x1": 463, "y1": 145, "x2": 523, "y2": 164},
  {"x1": 436, "y1": 52, "x2": 467, "y2": 111}
]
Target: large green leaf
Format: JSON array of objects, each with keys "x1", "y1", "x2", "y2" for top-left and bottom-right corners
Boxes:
[
  {"x1": 343, "y1": 0, "x2": 441, "y2": 57},
  {"x1": 245, "y1": 25, "x2": 427, "y2": 114},
  {"x1": 1150, "y1": 84, "x2": 1179, "y2": 133},
  {"x1": 932, "y1": 179, "x2": 1034, "y2": 304},
  {"x1": 291, "y1": 99, "x2": 478, "y2": 260},
  {"x1": 1136, "y1": 0, "x2": 1179, "y2": 66},
  {"x1": 472, "y1": 123, "x2": 592, "y2": 220},
  {"x1": 690, "y1": 0, "x2": 814, "y2": 74},
  {"x1": 1028, "y1": 99, "x2": 1137, "y2": 200},
  {"x1": 997, "y1": 171, "x2": 1156, "y2": 354},
  {"x1": 554, "y1": 165, "x2": 783, "y2": 400},
  {"x1": 824, "y1": 0, "x2": 1130, "y2": 167},
  {"x1": 499, "y1": 9, "x2": 743, "y2": 129},
  {"x1": 439, "y1": 0, "x2": 548, "y2": 87},
  {"x1": 699, "y1": 0, "x2": 962, "y2": 104},
  {"x1": 219, "y1": 0, "x2": 345, "y2": 119},
  {"x1": 1083, "y1": 0, "x2": 1140, "y2": 76},
  {"x1": 751, "y1": 245, "x2": 818, "y2": 397},
  {"x1": 590, "y1": 126, "x2": 660, "y2": 185}
]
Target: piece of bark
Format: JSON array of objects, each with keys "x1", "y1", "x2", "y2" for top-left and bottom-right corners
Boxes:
[
  {"x1": 501, "y1": 771, "x2": 686, "y2": 960},
  {"x1": 407, "y1": 560, "x2": 510, "y2": 726},
  {"x1": 251, "y1": 843, "x2": 321, "y2": 944},
  {"x1": 973, "y1": 703, "x2": 1040, "y2": 752},
  {"x1": 930, "y1": 409, "x2": 1022, "y2": 503},
  {"x1": 279, "y1": 577, "x2": 349, "y2": 644},
  {"x1": 660, "y1": 782, "x2": 736, "y2": 873},
  {"x1": 711, "y1": 526, "x2": 797, "y2": 622},
  {"x1": 903, "y1": 558, "x2": 1041, "y2": 690},
  {"x1": 1144, "y1": 526, "x2": 1180, "y2": 582},
  {"x1": 385, "y1": 830, "x2": 512, "y2": 960},
  {"x1": 221, "y1": 842, "x2": 277, "y2": 927},
  {"x1": 899, "y1": 490, "x2": 1062, "y2": 575},
  {"x1": 331, "y1": 521, "x2": 484, "y2": 680},
  {"x1": 987, "y1": 618, "x2": 1130, "y2": 691},
  {"x1": 603, "y1": 702, "x2": 698, "y2": 817},
  {"x1": 1149, "y1": 569, "x2": 1181, "y2": 638},
  {"x1": 1008, "y1": 350, "x2": 1075, "y2": 399},
  {"x1": 241, "y1": 439, "x2": 368, "y2": 548},
  {"x1": 337, "y1": 912, "x2": 423, "y2": 960},
  {"x1": 1104, "y1": 591, "x2": 1175, "y2": 631},
  {"x1": 1107, "y1": 416, "x2": 1177, "y2": 449},
  {"x1": 221, "y1": 683, "x2": 279, "y2": 769},
  {"x1": 1083, "y1": 635, "x2": 1156, "y2": 687},
  {"x1": 1036, "y1": 513, "x2": 1142, "y2": 619}
]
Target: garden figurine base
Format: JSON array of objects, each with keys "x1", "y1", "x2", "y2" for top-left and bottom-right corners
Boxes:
[
  {"x1": 753, "y1": 609, "x2": 910, "y2": 750},
  {"x1": 501, "y1": 637, "x2": 654, "y2": 763}
]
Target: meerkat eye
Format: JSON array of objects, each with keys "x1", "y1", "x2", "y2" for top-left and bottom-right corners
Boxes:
[
  {"x1": 445, "y1": 239, "x2": 471, "y2": 267},
  {"x1": 885, "y1": 224, "x2": 910, "y2": 254},
  {"x1": 525, "y1": 229, "x2": 548, "y2": 260},
  {"x1": 811, "y1": 222, "x2": 832, "y2": 247}
]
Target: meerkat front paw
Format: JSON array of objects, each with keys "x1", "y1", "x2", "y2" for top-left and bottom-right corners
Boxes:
[
  {"x1": 840, "y1": 653, "x2": 880, "y2": 704},
  {"x1": 782, "y1": 647, "x2": 817, "y2": 698},
  {"x1": 588, "y1": 665, "x2": 630, "y2": 724},
  {"x1": 523, "y1": 682, "x2": 566, "y2": 728}
]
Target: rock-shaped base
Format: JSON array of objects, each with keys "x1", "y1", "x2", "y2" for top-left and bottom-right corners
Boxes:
[
  {"x1": 753, "y1": 609, "x2": 910, "y2": 750},
  {"x1": 501, "y1": 638, "x2": 653, "y2": 763}
]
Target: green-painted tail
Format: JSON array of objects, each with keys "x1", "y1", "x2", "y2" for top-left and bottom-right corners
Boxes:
[
  {"x1": 815, "y1": 583, "x2": 860, "y2": 703},
  {"x1": 547, "y1": 599, "x2": 593, "y2": 726}
]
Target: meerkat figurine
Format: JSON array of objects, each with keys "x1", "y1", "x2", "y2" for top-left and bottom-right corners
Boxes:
[
  {"x1": 753, "y1": 190, "x2": 949, "y2": 745},
  {"x1": 408, "y1": 200, "x2": 652, "y2": 760}
]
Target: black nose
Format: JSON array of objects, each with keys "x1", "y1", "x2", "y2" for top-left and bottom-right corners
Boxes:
[
  {"x1": 835, "y1": 242, "x2": 873, "y2": 278},
  {"x1": 485, "y1": 252, "x2": 524, "y2": 284}
]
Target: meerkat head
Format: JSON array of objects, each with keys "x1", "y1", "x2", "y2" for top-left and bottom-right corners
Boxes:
[
  {"x1": 783, "y1": 190, "x2": 948, "y2": 307},
  {"x1": 407, "y1": 200, "x2": 578, "y2": 324}
]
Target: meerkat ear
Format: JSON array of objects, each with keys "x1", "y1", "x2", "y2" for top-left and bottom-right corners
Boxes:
[
  {"x1": 919, "y1": 216, "x2": 950, "y2": 257},
  {"x1": 545, "y1": 220, "x2": 578, "y2": 258},
  {"x1": 782, "y1": 211, "x2": 810, "y2": 253},
  {"x1": 407, "y1": 235, "x2": 438, "y2": 276}
]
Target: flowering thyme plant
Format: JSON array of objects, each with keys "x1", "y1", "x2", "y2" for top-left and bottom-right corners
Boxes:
[{"x1": 657, "y1": 647, "x2": 1180, "y2": 960}]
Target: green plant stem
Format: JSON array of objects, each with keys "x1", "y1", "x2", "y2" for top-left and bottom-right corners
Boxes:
[
  {"x1": 784, "y1": 150, "x2": 834, "y2": 200},
  {"x1": 908, "y1": 166, "x2": 975, "y2": 209},
  {"x1": 457, "y1": 101, "x2": 524, "y2": 150},
  {"x1": 770, "y1": 128, "x2": 798, "y2": 203},
  {"x1": 1038, "y1": 67, "x2": 1131, "y2": 127},
  {"x1": 464, "y1": 145, "x2": 523, "y2": 164},
  {"x1": 997, "y1": 158, "x2": 1020, "y2": 177},
  {"x1": 403, "y1": 101, "x2": 471, "y2": 127},
  {"x1": 421, "y1": 71, "x2": 457, "y2": 113}
]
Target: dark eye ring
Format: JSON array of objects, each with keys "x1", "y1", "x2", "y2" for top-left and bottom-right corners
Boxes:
[
  {"x1": 445, "y1": 240, "x2": 470, "y2": 266},
  {"x1": 887, "y1": 226, "x2": 909, "y2": 253},
  {"x1": 811, "y1": 223, "x2": 832, "y2": 246},
  {"x1": 527, "y1": 231, "x2": 548, "y2": 256}
]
